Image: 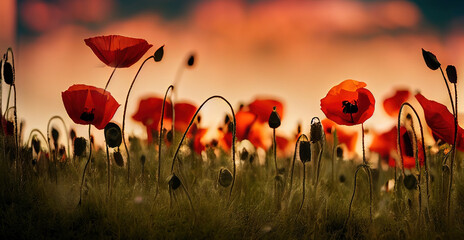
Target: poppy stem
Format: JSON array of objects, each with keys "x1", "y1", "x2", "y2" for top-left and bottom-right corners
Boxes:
[
  {"x1": 13, "y1": 83, "x2": 19, "y2": 180},
  {"x1": 156, "y1": 85, "x2": 174, "y2": 198},
  {"x1": 273, "y1": 128, "x2": 278, "y2": 175},
  {"x1": 121, "y1": 55, "x2": 154, "y2": 185},
  {"x1": 287, "y1": 134, "x2": 309, "y2": 199},
  {"x1": 362, "y1": 124, "x2": 366, "y2": 165},
  {"x1": 106, "y1": 144, "x2": 110, "y2": 199},
  {"x1": 104, "y1": 68, "x2": 117, "y2": 91},
  {"x1": 448, "y1": 82, "x2": 458, "y2": 224},
  {"x1": 3, "y1": 85, "x2": 12, "y2": 117},
  {"x1": 297, "y1": 163, "x2": 306, "y2": 217},
  {"x1": 47, "y1": 116, "x2": 71, "y2": 159},
  {"x1": 78, "y1": 124, "x2": 92, "y2": 206},
  {"x1": 344, "y1": 164, "x2": 366, "y2": 228},
  {"x1": 439, "y1": 66, "x2": 456, "y2": 116},
  {"x1": 170, "y1": 95, "x2": 236, "y2": 200}
]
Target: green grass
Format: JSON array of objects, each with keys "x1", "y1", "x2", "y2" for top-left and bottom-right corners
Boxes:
[{"x1": 1, "y1": 136, "x2": 464, "y2": 239}]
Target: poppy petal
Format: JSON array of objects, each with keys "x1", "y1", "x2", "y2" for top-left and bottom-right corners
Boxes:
[{"x1": 383, "y1": 89, "x2": 410, "y2": 117}]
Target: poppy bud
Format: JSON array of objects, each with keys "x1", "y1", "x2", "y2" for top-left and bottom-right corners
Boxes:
[
  {"x1": 224, "y1": 115, "x2": 230, "y2": 125},
  {"x1": 140, "y1": 154, "x2": 146, "y2": 166},
  {"x1": 74, "y1": 137, "x2": 87, "y2": 157},
  {"x1": 239, "y1": 148, "x2": 249, "y2": 161},
  {"x1": 70, "y1": 129, "x2": 76, "y2": 140},
  {"x1": 268, "y1": 106, "x2": 281, "y2": 129},
  {"x1": 336, "y1": 146, "x2": 343, "y2": 158},
  {"x1": 310, "y1": 121, "x2": 322, "y2": 142},
  {"x1": 167, "y1": 173, "x2": 181, "y2": 190},
  {"x1": 187, "y1": 54, "x2": 195, "y2": 67},
  {"x1": 51, "y1": 127, "x2": 59, "y2": 146},
  {"x1": 113, "y1": 150, "x2": 124, "y2": 167},
  {"x1": 32, "y1": 137, "x2": 41, "y2": 154},
  {"x1": 104, "y1": 122, "x2": 122, "y2": 148},
  {"x1": 446, "y1": 65, "x2": 457, "y2": 84},
  {"x1": 402, "y1": 131, "x2": 414, "y2": 158},
  {"x1": 297, "y1": 123, "x2": 301, "y2": 135},
  {"x1": 2, "y1": 61, "x2": 14, "y2": 85},
  {"x1": 32, "y1": 159, "x2": 37, "y2": 166},
  {"x1": 4, "y1": 120, "x2": 14, "y2": 136},
  {"x1": 421, "y1": 48, "x2": 441, "y2": 70},
  {"x1": 403, "y1": 174, "x2": 417, "y2": 190},
  {"x1": 339, "y1": 174, "x2": 346, "y2": 183},
  {"x1": 218, "y1": 168, "x2": 233, "y2": 187},
  {"x1": 154, "y1": 45, "x2": 164, "y2": 62},
  {"x1": 166, "y1": 130, "x2": 173, "y2": 143},
  {"x1": 298, "y1": 141, "x2": 311, "y2": 163}
]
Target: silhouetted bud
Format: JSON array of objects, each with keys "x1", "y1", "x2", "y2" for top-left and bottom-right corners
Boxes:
[
  {"x1": 187, "y1": 54, "x2": 195, "y2": 67},
  {"x1": 2, "y1": 61, "x2": 14, "y2": 85},
  {"x1": 446, "y1": 65, "x2": 457, "y2": 84},
  {"x1": 406, "y1": 113, "x2": 412, "y2": 121},
  {"x1": 239, "y1": 148, "x2": 249, "y2": 161},
  {"x1": 218, "y1": 168, "x2": 233, "y2": 187},
  {"x1": 403, "y1": 174, "x2": 417, "y2": 190},
  {"x1": 166, "y1": 130, "x2": 173, "y2": 143},
  {"x1": 268, "y1": 106, "x2": 281, "y2": 129},
  {"x1": 297, "y1": 123, "x2": 301, "y2": 135},
  {"x1": 113, "y1": 150, "x2": 124, "y2": 167},
  {"x1": 32, "y1": 137, "x2": 41, "y2": 153},
  {"x1": 104, "y1": 122, "x2": 122, "y2": 148},
  {"x1": 32, "y1": 159, "x2": 37, "y2": 166},
  {"x1": 339, "y1": 174, "x2": 346, "y2": 183},
  {"x1": 0, "y1": 59, "x2": 2, "y2": 81},
  {"x1": 154, "y1": 45, "x2": 164, "y2": 62},
  {"x1": 70, "y1": 129, "x2": 76, "y2": 140},
  {"x1": 74, "y1": 137, "x2": 87, "y2": 157},
  {"x1": 4, "y1": 120, "x2": 14, "y2": 136},
  {"x1": 310, "y1": 121, "x2": 322, "y2": 142},
  {"x1": 422, "y1": 48, "x2": 440, "y2": 70},
  {"x1": 402, "y1": 131, "x2": 414, "y2": 158},
  {"x1": 336, "y1": 146, "x2": 343, "y2": 158},
  {"x1": 167, "y1": 174, "x2": 181, "y2": 190},
  {"x1": 140, "y1": 155, "x2": 146, "y2": 166},
  {"x1": 51, "y1": 127, "x2": 59, "y2": 146},
  {"x1": 299, "y1": 141, "x2": 311, "y2": 163},
  {"x1": 224, "y1": 115, "x2": 230, "y2": 125}
]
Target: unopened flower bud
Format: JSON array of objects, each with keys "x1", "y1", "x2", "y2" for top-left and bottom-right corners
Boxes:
[
  {"x1": 2, "y1": 61, "x2": 14, "y2": 85},
  {"x1": 187, "y1": 54, "x2": 195, "y2": 67},
  {"x1": 268, "y1": 106, "x2": 281, "y2": 129},
  {"x1": 403, "y1": 174, "x2": 417, "y2": 190},
  {"x1": 154, "y1": 45, "x2": 164, "y2": 62},
  {"x1": 51, "y1": 127, "x2": 59, "y2": 146},
  {"x1": 74, "y1": 137, "x2": 87, "y2": 157},
  {"x1": 167, "y1": 174, "x2": 181, "y2": 190},
  {"x1": 336, "y1": 146, "x2": 344, "y2": 158},
  {"x1": 446, "y1": 65, "x2": 457, "y2": 84},
  {"x1": 104, "y1": 122, "x2": 122, "y2": 148},
  {"x1": 421, "y1": 48, "x2": 441, "y2": 70},
  {"x1": 310, "y1": 121, "x2": 322, "y2": 142},
  {"x1": 299, "y1": 140, "x2": 311, "y2": 163},
  {"x1": 32, "y1": 136, "x2": 41, "y2": 153},
  {"x1": 113, "y1": 150, "x2": 124, "y2": 167},
  {"x1": 218, "y1": 168, "x2": 233, "y2": 187}
]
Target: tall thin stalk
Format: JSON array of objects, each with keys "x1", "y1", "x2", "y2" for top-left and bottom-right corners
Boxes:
[
  {"x1": 288, "y1": 134, "x2": 309, "y2": 197},
  {"x1": 78, "y1": 125, "x2": 92, "y2": 206}
]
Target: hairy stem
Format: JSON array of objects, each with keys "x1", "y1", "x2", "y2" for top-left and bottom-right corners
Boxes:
[{"x1": 78, "y1": 125, "x2": 92, "y2": 206}]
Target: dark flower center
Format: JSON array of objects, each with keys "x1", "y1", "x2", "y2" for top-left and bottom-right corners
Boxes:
[
  {"x1": 80, "y1": 109, "x2": 95, "y2": 122},
  {"x1": 342, "y1": 100, "x2": 358, "y2": 123}
]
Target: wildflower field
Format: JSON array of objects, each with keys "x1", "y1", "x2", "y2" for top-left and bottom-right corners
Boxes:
[{"x1": 1, "y1": 36, "x2": 464, "y2": 240}]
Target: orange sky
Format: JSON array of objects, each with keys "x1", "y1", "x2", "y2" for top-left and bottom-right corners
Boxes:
[{"x1": 2, "y1": 0, "x2": 464, "y2": 152}]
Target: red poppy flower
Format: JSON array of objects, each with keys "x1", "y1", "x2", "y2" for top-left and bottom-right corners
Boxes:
[
  {"x1": 132, "y1": 96, "x2": 173, "y2": 143},
  {"x1": 415, "y1": 93, "x2": 464, "y2": 151},
  {"x1": 173, "y1": 102, "x2": 197, "y2": 133},
  {"x1": 232, "y1": 109, "x2": 269, "y2": 149},
  {"x1": 248, "y1": 98, "x2": 284, "y2": 123},
  {"x1": 193, "y1": 128, "x2": 230, "y2": 154},
  {"x1": 320, "y1": 80, "x2": 375, "y2": 126},
  {"x1": 369, "y1": 126, "x2": 397, "y2": 159},
  {"x1": 84, "y1": 35, "x2": 153, "y2": 68},
  {"x1": 321, "y1": 118, "x2": 358, "y2": 152},
  {"x1": 62, "y1": 84, "x2": 120, "y2": 130},
  {"x1": 383, "y1": 89, "x2": 410, "y2": 117}
]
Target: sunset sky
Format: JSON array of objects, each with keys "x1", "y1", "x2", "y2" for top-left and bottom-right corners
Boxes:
[{"x1": 2, "y1": 0, "x2": 464, "y2": 151}]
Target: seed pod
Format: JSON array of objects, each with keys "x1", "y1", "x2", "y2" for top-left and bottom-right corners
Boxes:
[
  {"x1": 113, "y1": 150, "x2": 124, "y2": 167},
  {"x1": 187, "y1": 54, "x2": 195, "y2": 67},
  {"x1": 446, "y1": 65, "x2": 457, "y2": 84},
  {"x1": 298, "y1": 140, "x2": 311, "y2": 163},
  {"x1": 218, "y1": 168, "x2": 233, "y2": 187},
  {"x1": 167, "y1": 174, "x2": 181, "y2": 190},
  {"x1": 104, "y1": 122, "x2": 122, "y2": 148},
  {"x1": 403, "y1": 174, "x2": 417, "y2": 190},
  {"x1": 421, "y1": 48, "x2": 440, "y2": 70},
  {"x1": 3, "y1": 61, "x2": 14, "y2": 85},
  {"x1": 336, "y1": 146, "x2": 343, "y2": 158},
  {"x1": 31, "y1": 136, "x2": 41, "y2": 153},
  {"x1": 154, "y1": 45, "x2": 164, "y2": 62},
  {"x1": 73, "y1": 137, "x2": 87, "y2": 157},
  {"x1": 140, "y1": 154, "x2": 146, "y2": 166},
  {"x1": 310, "y1": 121, "x2": 322, "y2": 142},
  {"x1": 268, "y1": 106, "x2": 281, "y2": 129}
]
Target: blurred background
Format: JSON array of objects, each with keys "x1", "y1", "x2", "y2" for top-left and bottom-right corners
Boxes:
[{"x1": 1, "y1": 0, "x2": 464, "y2": 148}]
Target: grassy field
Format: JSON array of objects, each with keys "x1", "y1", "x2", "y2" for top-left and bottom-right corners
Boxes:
[{"x1": 1, "y1": 134, "x2": 464, "y2": 239}]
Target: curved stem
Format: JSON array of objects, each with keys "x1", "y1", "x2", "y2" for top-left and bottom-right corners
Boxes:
[
  {"x1": 103, "y1": 68, "x2": 117, "y2": 91},
  {"x1": 121, "y1": 56, "x2": 154, "y2": 185},
  {"x1": 47, "y1": 115, "x2": 71, "y2": 159},
  {"x1": 157, "y1": 85, "x2": 174, "y2": 197},
  {"x1": 288, "y1": 134, "x2": 309, "y2": 196},
  {"x1": 78, "y1": 125, "x2": 92, "y2": 206},
  {"x1": 439, "y1": 66, "x2": 455, "y2": 116},
  {"x1": 170, "y1": 95, "x2": 236, "y2": 199},
  {"x1": 26, "y1": 129, "x2": 50, "y2": 153},
  {"x1": 344, "y1": 164, "x2": 369, "y2": 228}
]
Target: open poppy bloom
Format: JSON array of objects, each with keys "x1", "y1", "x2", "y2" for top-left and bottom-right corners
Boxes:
[
  {"x1": 321, "y1": 80, "x2": 375, "y2": 126},
  {"x1": 248, "y1": 98, "x2": 284, "y2": 123},
  {"x1": 62, "y1": 84, "x2": 120, "y2": 130},
  {"x1": 132, "y1": 96, "x2": 172, "y2": 143},
  {"x1": 415, "y1": 93, "x2": 464, "y2": 151},
  {"x1": 383, "y1": 89, "x2": 410, "y2": 117},
  {"x1": 85, "y1": 35, "x2": 152, "y2": 68},
  {"x1": 322, "y1": 118, "x2": 358, "y2": 153}
]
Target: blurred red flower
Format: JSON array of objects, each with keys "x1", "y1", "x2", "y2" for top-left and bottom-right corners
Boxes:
[
  {"x1": 415, "y1": 93, "x2": 464, "y2": 151},
  {"x1": 321, "y1": 118, "x2": 358, "y2": 153},
  {"x1": 383, "y1": 89, "x2": 410, "y2": 117},
  {"x1": 248, "y1": 98, "x2": 284, "y2": 123},
  {"x1": 132, "y1": 96, "x2": 172, "y2": 143},
  {"x1": 193, "y1": 128, "x2": 230, "y2": 154},
  {"x1": 84, "y1": 35, "x2": 152, "y2": 68},
  {"x1": 233, "y1": 109, "x2": 268, "y2": 149},
  {"x1": 62, "y1": 84, "x2": 120, "y2": 129},
  {"x1": 320, "y1": 79, "x2": 375, "y2": 126},
  {"x1": 173, "y1": 102, "x2": 197, "y2": 133}
]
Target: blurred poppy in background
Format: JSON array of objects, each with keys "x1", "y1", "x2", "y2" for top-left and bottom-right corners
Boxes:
[
  {"x1": 383, "y1": 89, "x2": 410, "y2": 117},
  {"x1": 173, "y1": 102, "x2": 197, "y2": 133},
  {"x1": 62, "y1": 84, "x2": 119, "y2": 129},
  {"x1": 321, "y1": 118, "x2": 358, "y2": 153},
  {"x1": 85, "y1": 35, "x2": 153, "y2": 68},
  {"x1": 132, "y1": 96, "x2": 172, "y2": 143},
  {"x1": 248, "y1": 98, "x2": 284, "y2": 123},
  {"x1": 321, "y1": 79, "x2": 375, "y2": 126}
]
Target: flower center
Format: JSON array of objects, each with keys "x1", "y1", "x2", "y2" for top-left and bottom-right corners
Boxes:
[
  {"x1": 80, "y1": 108, "x2": 95, "y2": 122},
  {"x1": 342, "y1": 100, "x2": 358, "y2": 123}
]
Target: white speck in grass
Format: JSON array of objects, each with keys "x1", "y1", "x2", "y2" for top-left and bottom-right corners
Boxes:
[
  {"x1": 134, "y1": 196, "x2": 143, "y2": 204},
  {"x1": 260, "y1": 225, "x2": 272, "y2": 234}
]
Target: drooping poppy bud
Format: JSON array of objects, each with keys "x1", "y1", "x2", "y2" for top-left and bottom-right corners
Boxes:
[
  {"x1": 51, "y1": 127, "x2": 59, "y2": 146},
  {"x1": 446, "y1": 65, "x2": 457, "y2": 84},
  {"x1": 218, "y1": 168, "x2": 233, "y2": 187},
  {"x1": 140, "y1": 155, "x2": 146, "y2": 166},
  {"x1": 2, "y1": 61, "x2": 14, "y2": 85},
  {"x1": 421, "y1": 48, "x2": 441, "y2": 70},
  {"x1": 310, "y1": 121, "x2": 322, "y2": 143},
  {"x1": 104, "y1": 122, "x2": 122, "y2": 148},
  {"x1": 32, "y1": 136, "x2": 41, "y2": 154},
  {"x1": 74, "y1": 137, "x2": 87, "y2": 157},
  {"x1": 113, "y1": 150, "x2": 124, "y2": 167},
  {"x1": 187, "y1": 54, "x2": 195, "y2": 67},
  {"x1": 70, "y1": 129, "x2": 76, "y2": 140},
  {"x1": 299, "y1": 141, "x2": 311, "y2": 163},
  {"x1": 403, "y1": 174, "x2": 417, "y2": 190},
  {"x1": 154, "y1": 45, "x2": 164, "y2": 62},
  {"x1": 167, "y1": 174, "x2": 181, "y2": 190},
  {"x1": 268, "y1": 106, "x2": 281, "y2": 129}
]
